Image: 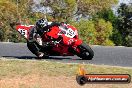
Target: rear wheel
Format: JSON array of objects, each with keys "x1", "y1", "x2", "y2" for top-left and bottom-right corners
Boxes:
[{"x1": 77, "y1": 43, "x2": 94, "y2": 60}]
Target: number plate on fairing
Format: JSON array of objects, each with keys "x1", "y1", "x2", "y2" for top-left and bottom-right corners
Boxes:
[
  {"x1": 18, "y1": 28, "x2": 28, "y2": 38},
  {"x1": 59, "y1": 26, "x2": 76, "y2": 38},
  {"x1": 65, "y1": 28, "x2": 76, "y2": 38},
  {"x1": 16, "y1": 25, "x2": 34, "y2": 39}
]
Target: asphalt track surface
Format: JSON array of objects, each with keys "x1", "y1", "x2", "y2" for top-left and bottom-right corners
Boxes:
[{"x1": 0, "y1": 42, "x2": 132, "y2": 67}]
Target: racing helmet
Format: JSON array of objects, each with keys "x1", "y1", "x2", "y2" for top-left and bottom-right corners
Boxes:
[{"x1": 36, "y1": 19, "x2": 48, "y2": 30}]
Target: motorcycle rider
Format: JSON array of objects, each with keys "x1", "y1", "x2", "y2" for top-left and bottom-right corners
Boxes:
[{"x1": 27, "y1": 18, "x2": 61, "y2": 58}]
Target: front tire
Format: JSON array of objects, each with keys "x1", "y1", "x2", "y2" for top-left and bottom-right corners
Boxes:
[{"x1": 77, "y1": 43, "x2": 94, "y2": 60}]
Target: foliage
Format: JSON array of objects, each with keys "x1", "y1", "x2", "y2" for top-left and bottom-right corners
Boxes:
[
  {"x1": 94, "y1": 19, "x2": 114, "y2": 45},
  {"x1": 117, "y1": 3, "x2": 132, "y2": 46},
  {"x1": 94, "y1": 9, "x2": 123, "y2": 46},
  {"x1": 76, "y1": 0, "x2": 118, "y2": 16},
  {"x1": 0, "y1": 28, "x2": 4, "y2": 41},
  {"x1": 112, "y1": 29, "x2": 123, "y2": 46},
  {"x1": 95, "y1": 9, "x2": 117, "y2": 23},
  {"x1": 125, "y1": 35, "x2": 132, "y2": 47},
  {"x1": 40, "y1": 0, "x2": 118, "y2": 21},
  {"x1": 71, "y1": 19, "x2": 114, "y2": 46},
  {"x1": 71, "y1": 20, "x2": 96, "y2": 44},
  {"x1": 41, "y1": 0, "x2": 76, "y2": 21},
  {"x1": 0, "y1": 0, "x2": 18, "y2": 41},
  {"x1": 1, "y1": 0, "x2": 132, "y2": 47},
  {"x1": 0, "y1": 0, "x2": 34, "y2": 42}
]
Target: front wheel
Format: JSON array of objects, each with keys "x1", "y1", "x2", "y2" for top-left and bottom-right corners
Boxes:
[{"x1": 77, "y1": 43, "x2": 94, "y2": 60}]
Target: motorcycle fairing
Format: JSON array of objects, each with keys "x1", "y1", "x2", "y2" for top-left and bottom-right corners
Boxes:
[{"x1": 16, "y1": 25, "x2": 34, "y2": 39}]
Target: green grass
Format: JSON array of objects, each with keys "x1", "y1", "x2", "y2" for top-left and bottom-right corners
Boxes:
[{"x1": 0, "y1": 57, "x2": 132, "y2": 79}]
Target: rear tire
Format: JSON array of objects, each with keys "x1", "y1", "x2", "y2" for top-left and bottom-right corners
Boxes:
[{"x1": 77, "y1": 43, "x2": 94, "y2": 60}]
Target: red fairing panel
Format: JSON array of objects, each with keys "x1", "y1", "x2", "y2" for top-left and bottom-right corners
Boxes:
[
  {"x1": 74, "y1": 39, "x2": 82, "y2": 46},
  {"x1": 52, "y1": 44, "x2": 74, "y2": 56},
  {"x1": 46, "y1": 26, "x2": 60, "y2": 39}
]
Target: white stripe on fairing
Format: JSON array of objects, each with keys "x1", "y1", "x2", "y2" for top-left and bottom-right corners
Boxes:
[
  {"x1": 20, "y1": 25, "x2": 34, "y2": 27},
  {"x1": 48, "y1": 22, "x2": 52, "y2": 25}
]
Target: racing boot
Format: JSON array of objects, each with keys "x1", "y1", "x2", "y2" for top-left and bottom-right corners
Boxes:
[
  {"x1": 36, "y1": 52, "x2": 44, "y2": 59},
  {"x1": 37, "y1": 52, "x2": 49, "y2": 59}
]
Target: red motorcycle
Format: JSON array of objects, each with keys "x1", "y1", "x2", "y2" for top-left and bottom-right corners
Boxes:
[{"x1": 16, "y1": 23, "x2": 94, "y2": 60}]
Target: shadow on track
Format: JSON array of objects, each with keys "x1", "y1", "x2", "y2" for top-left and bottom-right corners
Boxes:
[{"x1": 1, "y1": 55, "x2": 81, "y2": 60}]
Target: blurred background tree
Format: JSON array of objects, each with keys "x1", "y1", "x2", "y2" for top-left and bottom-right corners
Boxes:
[
  {"x1": 117, "y1": 3, "x2": 132, "y2": 47},
  {"x1": 0, "y1": 0, "x2": 132, "y2": 47},
  {"x1": 0, "y1": 0, "x2": 18, "y2": 42},
  {"x1": 70, "y1": 20, "x2": 96, "y2": 44},
  {"x1": 76, "y1": 0, "x2": 118, "y2": 16},
  {"x1": 93, "y1": 8, "x2": 123, "y2": 46}
]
